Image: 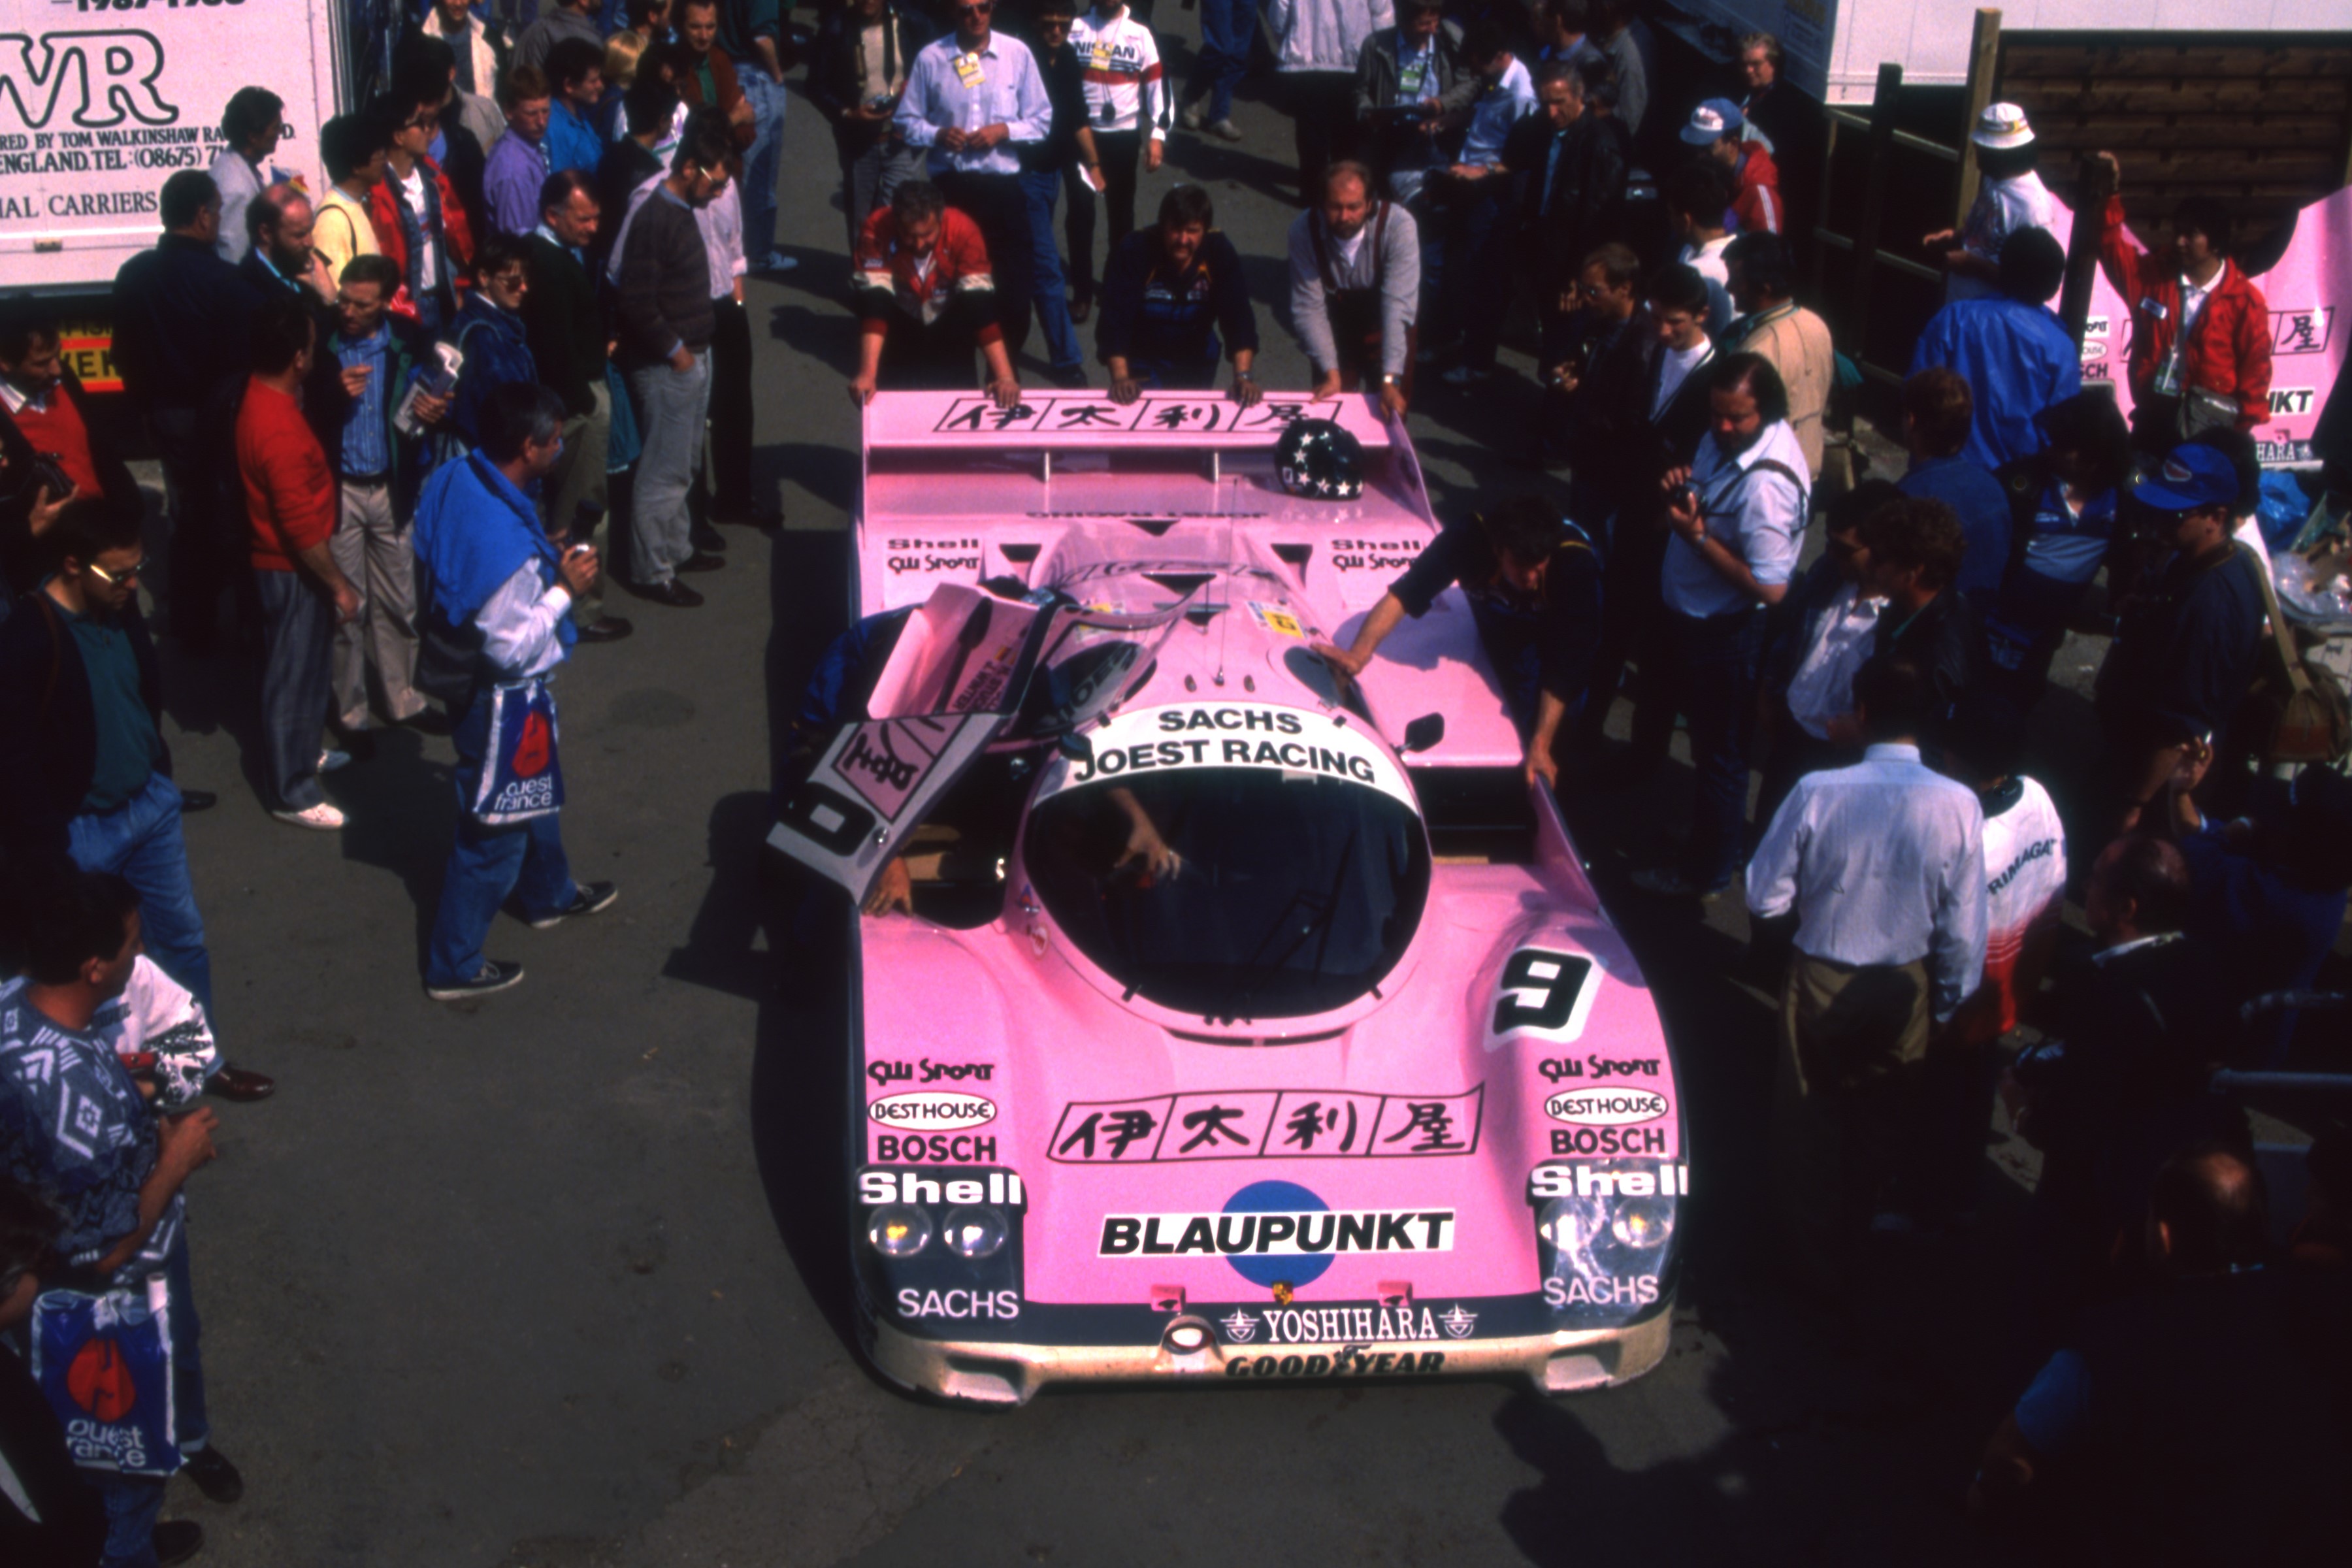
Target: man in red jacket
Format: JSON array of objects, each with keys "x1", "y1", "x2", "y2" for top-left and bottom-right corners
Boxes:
[
  {"x1": 237, "y1": 293, "x2": 360, "y2": 831},
  {"x1": 846, "y1": 179, "x2": 1022, "y2": 406},
  {"x1": 1680, "y1": 97, "x2": 1780, "y2": 235},
  {"x1": 2095, "y1": 152, "x2": 2274, "y2": 453}
]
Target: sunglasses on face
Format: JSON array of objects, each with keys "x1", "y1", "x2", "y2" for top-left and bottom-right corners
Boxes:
[
  {"x1": 957, "y1": 1, "x2": 993, "y2": 13},
  {"x1": 86, "y1": 557, "x2": 150, "y2": 585}
]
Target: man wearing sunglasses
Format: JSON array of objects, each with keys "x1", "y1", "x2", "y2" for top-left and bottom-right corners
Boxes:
[
  {"x1": 896, "y1": 0, "x2": 1052, "y2": 356},
  {"x1": 0, "y1": 502, "x2": 225, "y2": 1036}
]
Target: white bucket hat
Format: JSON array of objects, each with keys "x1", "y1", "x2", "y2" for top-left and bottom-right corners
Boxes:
[{"x1": 1972, "y1": 102, "x2": 2035, "y2": 151}]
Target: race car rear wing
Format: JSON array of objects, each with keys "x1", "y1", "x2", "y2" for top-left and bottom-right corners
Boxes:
[
  {"x1": 768, "y1": 581, "x2": 1192, "y2": 902},
  {"x1": 862, "y1": 389, "x2": 1397, "y2": 455},
  {"x1": 858, "y1": 391, "x2": 1429, "y2": 532}
]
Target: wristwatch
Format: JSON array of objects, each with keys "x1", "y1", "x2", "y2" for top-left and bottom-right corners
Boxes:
[{"x1": 1380, "y1": 373, "x2": 1400, "y2": 387}]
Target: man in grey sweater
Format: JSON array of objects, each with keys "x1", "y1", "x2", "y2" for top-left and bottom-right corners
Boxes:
[
  {"x1": 616, "y1": 111, "x2": 732, "y2": 608},
  {"x1": 1288, "y1": 160, "x2": 1420, "y2": 420}
]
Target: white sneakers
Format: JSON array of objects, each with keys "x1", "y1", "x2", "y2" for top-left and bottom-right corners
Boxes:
[{"x1": 272, "y1": 802, "x2": 347, "y2": 831}]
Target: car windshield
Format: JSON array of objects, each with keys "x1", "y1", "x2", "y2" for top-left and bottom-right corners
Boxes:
[{"x1": 1025, "y1": 765, "x2": 1430, "y2": 1020}]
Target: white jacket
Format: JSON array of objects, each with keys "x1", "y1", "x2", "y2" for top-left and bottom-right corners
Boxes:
[
  {"x1": 423, "y1": 9, "x2": 503, "y2": 106},
  {"x1": 1264, "y1": 0, "x2": 1394, "y2": 74}
]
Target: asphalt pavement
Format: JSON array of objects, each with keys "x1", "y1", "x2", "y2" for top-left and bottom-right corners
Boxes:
[{"x1": 137, "y1": 29, "x2": 2091, "y2": 1568}]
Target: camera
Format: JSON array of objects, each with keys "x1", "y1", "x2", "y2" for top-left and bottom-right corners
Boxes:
[{"x1": 18, "y1": 451, "x2": 74, "y2": 502}]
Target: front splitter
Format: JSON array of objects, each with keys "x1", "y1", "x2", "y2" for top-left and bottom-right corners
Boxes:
[{"x1": 866, "y1": 1307, "x2": 1673, "y2": 1405}]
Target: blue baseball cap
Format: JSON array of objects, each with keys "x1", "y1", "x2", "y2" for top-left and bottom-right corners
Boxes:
[
  {"x1": 2132, "y1": 444, "x2": 2238, "y2": 512},
  {"x1": 1681, "y1": 99, "x2": 1743, "y2": 146}
]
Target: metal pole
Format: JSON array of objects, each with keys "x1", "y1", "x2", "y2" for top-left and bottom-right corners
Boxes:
[
  {"x1": 1954, "y1": 8, "x2": 2003, "y2": 231},
  {"x1": 1808, "y1": 116, "x2": 1840, "y2": 301},
  {"x1": 1848, "y1": 63, "x2": 1904, "y2": 363},
  {"x1": 2213, "y1": 1071, "x2": 2352, "y2": 1097}
]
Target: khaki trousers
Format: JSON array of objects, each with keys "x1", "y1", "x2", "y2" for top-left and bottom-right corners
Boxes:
[
  {"x1": 1772, "y1": 950, "x2": 1931, "y2": 1288},
  {"x1": 544, "y1": 381, "x2": 611, "y2": 626},
  {"x1": 329, "y1": 479, "x2": 422, "y2": 730}
]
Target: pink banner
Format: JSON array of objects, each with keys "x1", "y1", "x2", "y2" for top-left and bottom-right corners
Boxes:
[{"x1": 2061, "y1": 185, "x2": 2351, "y2": 467}]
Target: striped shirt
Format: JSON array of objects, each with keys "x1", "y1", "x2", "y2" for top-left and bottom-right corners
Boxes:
[
  {"x1": 334, "y1": 327, "x2": 392, "y2": 478},
  {"x1": 1069, "y1": 8, "x2": 1169, "y2": 139}
]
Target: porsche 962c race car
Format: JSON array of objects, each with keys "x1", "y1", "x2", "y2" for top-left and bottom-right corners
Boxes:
[{"x1": 768, "y1": 392, "x2": 1686, "y2": 1405}]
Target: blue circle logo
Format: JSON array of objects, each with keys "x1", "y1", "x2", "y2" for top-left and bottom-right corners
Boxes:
[{"x1": 1222, "y1": 1179, "x2": 1333, "y2": 1287}]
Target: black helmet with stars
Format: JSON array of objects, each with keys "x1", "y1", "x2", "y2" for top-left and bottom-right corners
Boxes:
[{"x1": 1275, "y1": 418, "x2": 1365, "y2": 502}]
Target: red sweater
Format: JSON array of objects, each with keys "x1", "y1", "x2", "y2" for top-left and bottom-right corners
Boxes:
[
  {"x1": 6, "y1": 389, "x2": 105, "y2": 499},
  {"x1": 237, "y1": 376, "x2": 336, "y2": 572},
  {"x1": 2098, "y1": 195, "x2": 2274, "y2": 429},
  {"x1": 1730, "y1": 144, "x2": 1782, "y2": 236}
]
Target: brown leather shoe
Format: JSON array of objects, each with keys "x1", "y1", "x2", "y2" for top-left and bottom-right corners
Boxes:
[{"x1": 204, "y1": 1067, "x2": 276, "y2": 1103}]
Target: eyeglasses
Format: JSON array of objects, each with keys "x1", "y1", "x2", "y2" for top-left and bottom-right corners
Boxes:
[
  {"x1": 85, "y1": 557, "x2": 150, "y2": 585},
  {"x1": 956, "y1": 1, "x2": 994, "y2": 13}
]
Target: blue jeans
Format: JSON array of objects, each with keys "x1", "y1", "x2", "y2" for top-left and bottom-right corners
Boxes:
[
  {"x1": 1020, "y1": 169, "x2": 1085, "y2": 374},
  {"x1": 425, "y1": 695, "x2": 578, "y2": 986},
  {"x1": 94, "y1": 1232, "x2": 208, "y2": 1568},
  {"x1": 69, "y1": 772, "x2": 214, "y2": 1017},
  {"x1": 1660, "y1": 606, "x2": 1765, "y2": 892},
  {"x1": 626, "y1": 350, "x2": 711, "y2": 587},
  {"x1": 1186, "y1": 0, "x2": 1250, "y2": 123},
  {"x1": 734, "y1": 65, "x2": 787, "y2": 260},
  {"x1": 98, "y1": 1472, "x2": 166, "y2": 1568}
]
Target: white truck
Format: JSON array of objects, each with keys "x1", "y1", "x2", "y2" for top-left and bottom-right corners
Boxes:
[
  {"x1": 0, "y1": 0, "x2": 373, "y2": 386},
  {"x1": 1666, "y1": 0, "x2": 2347, "y2": 104}
]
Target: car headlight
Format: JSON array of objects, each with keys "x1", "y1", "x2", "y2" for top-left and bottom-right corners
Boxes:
[
  {"x1": 1537, "y1": 1196, "x2": 1588, "y2": 1254},
  {"x1": 941, "y1": 1205, "x2": 1008, "y2": 1260},
  {"x1": 868, "y1": 1205, "x2": 933, "y2": 1258},
  {"x1": 1609, "y1": 1196, "x2": 1674, "y2": 1250}
]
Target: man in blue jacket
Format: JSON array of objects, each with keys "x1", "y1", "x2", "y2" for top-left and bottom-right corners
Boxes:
[
  {"x1": 414, "y1": 383, "x2": 617, "y2": 1000},
  {"x1": 442, "y1": 234, "x2": 542, "y2": 455},
  {"x1": 1097, "y1": 186, "x2": 1262, "y2": 402},
  {"x1": 1910, "y1": 227, "x2": 2078, "y2": 474}
]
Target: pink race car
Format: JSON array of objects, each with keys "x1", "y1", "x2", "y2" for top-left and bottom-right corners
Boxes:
[{"x1": 769, "y1": 391, "x2": 1684, "y2": 1405}]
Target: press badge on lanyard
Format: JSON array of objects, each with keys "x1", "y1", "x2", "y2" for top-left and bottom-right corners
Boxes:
[{"x1": 954, "y1": 52, "x2": 985, "y2": 88}]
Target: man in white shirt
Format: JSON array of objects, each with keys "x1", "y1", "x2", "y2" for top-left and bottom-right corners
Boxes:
[
  {"x1": 1929, "y1": 691, "x2": 2065, "y2": 1221},
  {"x1": 1926, "y1": 103, "x2": 2060, "y2": 305},
  {"x1": 413, "y1": 383, "x2": 619, "y2": 1000},
  {"x1": 1663, "y1": 161, "x2": 1733, "y2": 338},
  {"x1": 1066, "y1": 0, "x2": 1168, "y2": 295},
  {"x1": 1631, "y1": 351, "x2": 1806, "y2": 897},
  {"x1": 1428, "y1": 20, "x2": 1532, "y2": 374},
  {"x1": 1748, "y1": 656, "x2": 1989, "y2": 1281},
  {"x1": 894, "y1": 0, "x2": 1053, "y2": 355},
  {"x1": 207, "y1": 87, "x2": 286, "y2": 265}
]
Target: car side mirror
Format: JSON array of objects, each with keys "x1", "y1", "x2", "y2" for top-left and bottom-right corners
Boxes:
[
  {"x1": 1399, "y1": 713, "x2": 1445, "y2": 755},
  {"x1": 1058, "y1": 731, "x2": 1094, "y2": 765}
]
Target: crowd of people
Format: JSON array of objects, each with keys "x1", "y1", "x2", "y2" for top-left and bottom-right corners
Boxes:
[{"x1": 0, "y1": 0, "x2": 2349, "y2": 1562}]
